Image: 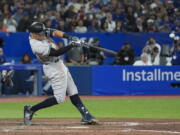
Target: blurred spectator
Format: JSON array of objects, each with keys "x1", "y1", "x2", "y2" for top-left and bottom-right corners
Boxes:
[
  {"x1": 159, "y1": 24, "x2": 171, "y2": 32},
  {"x1": 3, "y1": 13, "x2": 17, "y2": 32},
  {"x1": 171, "y1": 37, "x2": 180, "y2": 65},
  {"x1": 115, "y1": 21, "x2": 124, "y2": 32},
  {"x1": 0, "y1": 48, "x2": 6, "y2": 64},
  {"x1": 143, "y1": 37, "x2": 161, "y2": 65},
  {"x1": 67, "y1": 46, "x2": 85, "y2": 65},
  {"x1": 147, "y1": 21, "x2": 158, "y2": 32},
  {"x1": 88, "y1": 19, "x2": 99, "y2": 32},
  {"x1": 113, "y1": 42, "x2": 135, "y2": 65},
  {"x1": 58, "y1": 20, "x2": 68, "y2": 31},
  {"x1": 151, "y1": 46, "x2": 160, "y2": 65},
  {"x1": 44, "y1": 19, "x2": 52, "y2": 28},
  {"x1": 0, "y1": 47, "x2": 14, "y2": 88},
  {"x1": 21, "y1": 53, "x2": 32, "y2": 64},
  {"x1": 74, "y1": 20, "x2": 87, "y2": 33},
  {"x1": 125, "y1": 6, "x2": 137, "y2": 32},
  {"x1": 133, "y1": 53, "x2": 152, "y2": 66},
  {"x1": 100, "y1": 22, "x2": 109, "y2": 32},
  {"x1": 13, "y1": 7, "x2": 24, "y2": 23},
  {"x1": 105, "y1": 13, "x2": 116, "y2": 32},
  {"x1": 64, "y1": 5, "x2": 77, "y2": 18},
  {"x1": 136, "y1": 17, "x2": 144, "y2": 32},
  {"x1": 0, "y1": 0, "x2": 179, "y2": 33},
  {"x1": 56, "y1": 0, "x2": 67, "y2": 12},
  {"x1": 17, "y1": 12, "x2": 32, "y2": 32},
  {"x1": 171, "y1": 36, "x2": 180, "y2": 88},
  {"x1": 66, "y1": 0, "x2": 82, "y2": 13},
  {"x1": 0, "y1": 38, "x2": 4, "y2": 48},
  {"x1": 86, "y1": 38, "x2": 105, "y2": 65},
  {"x1": 17, "y1": 53, "x2": 33, "y2": 95}
]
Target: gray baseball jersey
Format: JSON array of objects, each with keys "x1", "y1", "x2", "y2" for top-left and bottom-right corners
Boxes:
[{"x1": 29, "y1": 36, "x2": 78, "y2": 103}]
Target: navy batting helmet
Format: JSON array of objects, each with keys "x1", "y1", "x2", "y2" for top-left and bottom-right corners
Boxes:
[{"x1": 28, "y1": 22, "x2": 46, "y2": 34}]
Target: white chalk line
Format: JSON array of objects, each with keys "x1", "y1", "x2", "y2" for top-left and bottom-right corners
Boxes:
[
  {"x1": 2, "y1": 125, "x2": 26, "y2": 132},
  {"x1": 123, "y1": 128, "x2": 180, "y2": 134},
  {"x1": 1, "y1": 127, "x2": 180, "y2": 134},
  {"x1": 104, "y1": 121, "x2": 180, "y2": 126},
  {"x1": 1, "y1": 121, "x2": 180, "y2": 126},
  {"x1": 66, "y1": 126, "x2": 89, "y2": 129},
  {"x1": 1, "y1": 121, "x2": 180, "y2": 134},
  {"x1": 0, "y1": 129, "x2": 122, "y2": 133}
]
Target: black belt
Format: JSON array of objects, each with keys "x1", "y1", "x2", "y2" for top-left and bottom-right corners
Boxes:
[
  {"x1": 54, "y1": 59, "x2": 59, "y2": 63},
  {"x1": 44, "y1": 59, "x2": 59, "y2": 65}
]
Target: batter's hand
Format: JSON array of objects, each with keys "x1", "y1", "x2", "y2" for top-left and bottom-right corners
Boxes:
[
  {"x1": 69, "y1": 36, "x2": 79, "y2": 41},
  {"x1": 70, "y1": 39, "x2": 83, "y2": 47}
]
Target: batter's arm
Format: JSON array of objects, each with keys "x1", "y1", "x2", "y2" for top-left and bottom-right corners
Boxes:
[
  {"x1": 52, "y1": 30, "x2": 65, "y2": 38},
  {"x1": 45, "y1": 28, "x2": 73, "y2": 39},
  {"x1": 49, "y1": 45, "x2": 73, "y2": 57}
]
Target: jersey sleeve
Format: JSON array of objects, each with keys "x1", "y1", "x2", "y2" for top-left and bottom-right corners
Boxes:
[{"x1": 30, "y1": 40, "x2": 51, "y2": 56}]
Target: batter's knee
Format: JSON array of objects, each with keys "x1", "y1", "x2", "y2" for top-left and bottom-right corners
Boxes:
[{"x1": 54, "y1": 94, "x2": 65, "y2": 104}]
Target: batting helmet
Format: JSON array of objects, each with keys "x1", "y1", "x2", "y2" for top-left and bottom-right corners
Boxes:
[{"x1": 28, "y1": 22, "x2": 46, "y2": 34}]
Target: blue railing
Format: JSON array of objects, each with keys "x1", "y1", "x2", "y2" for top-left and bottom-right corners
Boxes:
[{"x1": 0, "y1": 64, "x2": 179, "y2": 96}]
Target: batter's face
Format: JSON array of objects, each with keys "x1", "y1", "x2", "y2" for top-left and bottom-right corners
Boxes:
[{"x1": 31, "y1": 33, "x2": 46, "y2": 40}]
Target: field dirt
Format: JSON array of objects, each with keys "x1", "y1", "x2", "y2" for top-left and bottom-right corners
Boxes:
[
  {"x1": 0, "y1": 96, "x2": 180, "y2": 135},
  {"x1": 0, "y1": 118, "x2": 180, "y2": 135}
]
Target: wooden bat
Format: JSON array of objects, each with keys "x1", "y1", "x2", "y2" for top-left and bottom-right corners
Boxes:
[
  {"x1": 72, "y1": 39, "x2": 118, "y2": 56},
  {"x1": 79, "y1": 40, "x2": 117, "y2": 56},
  {"x1": 88, "y1": 45, "x2": 117, "y2": 56}
]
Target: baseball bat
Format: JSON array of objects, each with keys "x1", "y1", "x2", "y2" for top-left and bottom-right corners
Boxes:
[
  {"x1": 88, "y1": 45, "x2": 117, "y2": 56},
  {"x1": 75, "y1": 39, "x2": 118, "y2": 56}
]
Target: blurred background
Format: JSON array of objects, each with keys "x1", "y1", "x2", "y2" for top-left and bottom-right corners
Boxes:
[{"x1": 0, "y1": 0, "x2": 179, "y2": 96}]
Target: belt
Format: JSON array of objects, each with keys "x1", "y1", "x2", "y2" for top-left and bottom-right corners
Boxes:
[
  {"x1": 54, "y1": 59, "x2": 59, "y2": 63},
  {"x1": 44, "y1": 59, "x2": 59, "y2": 65}
]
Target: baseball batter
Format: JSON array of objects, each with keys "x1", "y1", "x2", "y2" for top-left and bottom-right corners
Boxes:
[{"x1": 24, "y1": 22, "x2": 98, "y2": 125}]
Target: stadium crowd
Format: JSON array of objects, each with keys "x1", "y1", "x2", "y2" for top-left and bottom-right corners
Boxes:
[
  {"x1": 0, "y1": 0, "x2": 179, "y2": 33},
  {"x1": 0, "y1": 0, "x2": 179, "y2": 66}
]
